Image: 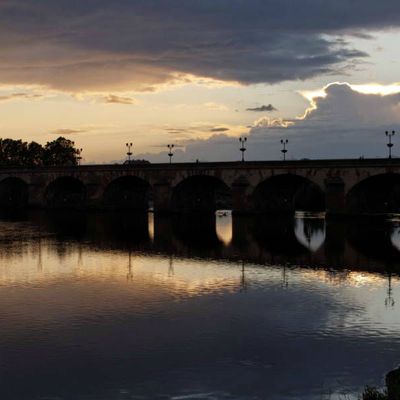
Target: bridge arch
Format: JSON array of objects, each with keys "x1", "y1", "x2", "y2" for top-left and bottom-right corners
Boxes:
[
  {"x1": 252, "y1": 174, "x2": 325, "y2": 214},
  {"x1": 171, "y1": 175, "x2": 232, "y2": 213},
  {"x1": 103, "y1": 176, "x2": 151, "y2": 210},
  {"x1": 346, "y1": 173, "x2": 400, "y2": 214},
  {"x1": 45, "y1": 176, "x2": 86, "y2": 209},
  {"x1": 0, "y1": 177, "x2": 29, "y2": 208}
]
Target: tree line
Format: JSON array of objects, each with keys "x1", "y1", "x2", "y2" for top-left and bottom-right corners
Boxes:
[{"x1": 0, "y1": 137, "x2": 80, "y2": 167}]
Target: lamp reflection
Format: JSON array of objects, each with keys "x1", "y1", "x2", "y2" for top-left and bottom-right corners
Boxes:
[
  {"x1": 37, "y1": 237, "x2": 43, "y2": 272},
  {"x1": 168, "y1": 254, "x2": 174, "y2": 277},
  {"x1": 385, "y1": 273, "x2": 395, "y2": 308},
  {"x1": 77, "y1": 244, "x2": 84, "y2": 269},
  {"x1": 282, "y1": 263, "x2": 289, "y2": 288},
  {"x1": 127, "y1": 250, "x2": 133, "y2": 281},
  {"x1": 240, "y1": 260, "x2": 247, "y2": 292}
]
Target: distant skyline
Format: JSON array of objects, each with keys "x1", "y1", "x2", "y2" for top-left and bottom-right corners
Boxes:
[{"x1": 0, "y1": 1, "x2": 400, "y2": 163}]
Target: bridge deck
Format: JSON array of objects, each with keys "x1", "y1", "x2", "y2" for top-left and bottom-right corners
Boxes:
[{"x1": 0, "y1": 157, "x2": 399, "y2": 173}]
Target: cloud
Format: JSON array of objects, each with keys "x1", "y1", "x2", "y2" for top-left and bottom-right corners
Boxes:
[
  {"x1": 102, "y1": 94, "x2": 137, "y2": 105},
  {"x1": 137, "y1": 83, "x2": 400, "y2": 162},
  {"x1": 0, "y1": 92, "x2": 43, "y2": 102},
  {"x1": 246, "y1": 104, "x2": 277, "y2": 112},
  {"x1": 51, "y1": 128, "x2": 87, "y2": 136},
  {"x1": 2, "y1": 1, "x2": 399, "y2": 91},
  {"x1": 252, "y1": 117, "x2": 294, "y2": 128},
  {"x1": 204, "y1": 102, "x2": 229, "y2": 111},
  {"x1": 211, "y1": 127, "x2": 230, "y2": 132},
  {"x1": 162, "y1": 123, "x2": 246, "y2": 141}
]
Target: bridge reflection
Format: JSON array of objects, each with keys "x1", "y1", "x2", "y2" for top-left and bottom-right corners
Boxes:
[{"x1": 2, "y1": 210, "x2": 400, "y2": 274}]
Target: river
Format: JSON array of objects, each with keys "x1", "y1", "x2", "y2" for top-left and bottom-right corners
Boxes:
[{"x1": 0, "y1": 210, "x2": 398, "y2": 399}]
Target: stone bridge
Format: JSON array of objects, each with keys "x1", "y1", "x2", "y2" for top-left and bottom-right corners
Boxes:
[{"x1": 1, "y1": 158, "x2": 400, "y2": 216}]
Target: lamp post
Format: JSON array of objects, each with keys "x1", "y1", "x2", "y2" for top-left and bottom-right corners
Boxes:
[
  {"x1": 386, "y1": 130, "x2": 395, "y2": 159},
  {"x1": 76, "y1": 148, "x2": 83, "y2": 166},
  {"x1": 167, "y1": 144, "x2": 175, "y2": 164},
  {"x1": 239, "y1": 137, "x2": 247, "y2": 162},
  {"x1": 280, "y1": 139, "x2": 288, "y2": 161},
  {"x1": 126, "y1": 142, "x2": 133, "y2": 163}
]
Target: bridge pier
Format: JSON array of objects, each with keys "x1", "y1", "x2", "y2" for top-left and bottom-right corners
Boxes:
[
  {"x1": 85, "y1": 183, "x2": 103, "y2": 209},
  {"x1": 232, "y1": 179, "x2": 252, "y2": 215},
  {"x1": 324, "y1": 177, "x2": 346, "y2": 217},
  {"x1": 28, "y1": 183, "x2": 46, "y2": 208},
  {"x1": 152, "y1": 182, "x2": 173, "y2": 213}
]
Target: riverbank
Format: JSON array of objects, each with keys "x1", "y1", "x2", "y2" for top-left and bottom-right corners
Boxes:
[{"x1": 362, "y1": 367, "x2": 399, "y2": 400}]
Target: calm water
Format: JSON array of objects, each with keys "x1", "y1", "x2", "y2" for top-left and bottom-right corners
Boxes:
[{"x1": 0, "y1": 211, "x2": 399, "y2": 400}]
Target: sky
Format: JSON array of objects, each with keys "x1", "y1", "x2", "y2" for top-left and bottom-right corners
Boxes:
[{"x1": 0, "y1": 1, "x2": 400, "y2": 163}]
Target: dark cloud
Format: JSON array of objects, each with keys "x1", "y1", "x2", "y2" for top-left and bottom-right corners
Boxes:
[
  {"x1": 51, "y1": 128, "x2": 86, "y2": 136},
  {"x1": 1, "y1": 1, "x2": 399, "y2": 91},
  {"x1": 166, "y1": 125, "x2": 231, "y2": 134},
  {"x1": 166, "y1": 129, "x2": 189, "y2": 134},
  {"x1": 138, "y1": 84, "x2": 400, "y2": 162},
  {"x1": 102, "y1": 94, "x2": 137, "y2": 105},
  {"x1": 0, "y1": 92, "x2": 42, "y2": 102},
  {"x1": 211, "y1": 127, "x2": 230, "y2": 132},
  {"x1": 246, "y1": 104, "x2": 277, "y2": 112}
]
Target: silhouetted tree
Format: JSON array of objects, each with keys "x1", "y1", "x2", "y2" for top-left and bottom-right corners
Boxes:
[
  {"x1": 43, "y1": 137, "x2": 79, "y2": 166},
  {"x1": 0, "y1": 137, "x2": 80, "y2": 167},
  {"x1": 0, "y1": 139, "x2": 27, "y2": 166},
  {"x1": 26, "y1": 141, "x2": 45, "y2": 166}
]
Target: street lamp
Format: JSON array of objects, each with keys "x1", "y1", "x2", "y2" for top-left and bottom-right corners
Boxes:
[
  {"x1": 239, "y1": 137, "x2": 247, "y2": 162},
  {"x1": 167, "y1": 144, "x2": 175, "y2": 164},
  {"x1": 126, "y1": 142, "x2": 133, "y2": 163},
  {"x1": 385, "y1": 130, "x2": 395, "y2": 159},
  {"x1": 77, "y1": 148, "x2": 83, "y2": 166},
  {"x1": 280, "y1": 139, "x2": 288, "y2": 161}
]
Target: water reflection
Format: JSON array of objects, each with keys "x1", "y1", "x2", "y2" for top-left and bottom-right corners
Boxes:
[
  {"x1": 390, "y1": 222, "x2": 400, "y2": 251},
  {"x1": 346, "y1": 219, "x2": 400, "y2": 268},
  {"x1": 0, "y1": 211, "x2": 400, "y2": 400},
  {"x1": 294, "y1": 216, "x2": 326, "y2": 252},
  {"x1": 148, "y1": 211, "x2": 155, "y2": 241},
  {"x1": 216, "y1": 210, "x2": 233, "y2": 246},
  {"x1": 127, "y1": 249, "x2": 134, "y2": 280},
  {"x1": 3, "y1": 211, "x2": 400, "y2": 273}
]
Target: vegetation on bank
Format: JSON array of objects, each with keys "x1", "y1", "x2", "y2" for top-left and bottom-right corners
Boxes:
[
  {"x1": 362, "y1": 386, "x2": 387, "y2": 400},
  {"x1": 0, "y1": 137, "x2": 80, "y2": 167},
  {"x1": 360, "y1": 367, "x2": 399, "y2": 400}
]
